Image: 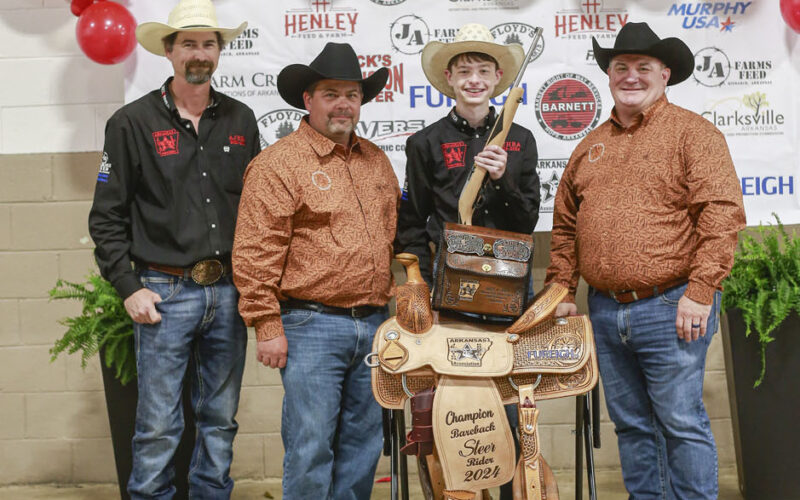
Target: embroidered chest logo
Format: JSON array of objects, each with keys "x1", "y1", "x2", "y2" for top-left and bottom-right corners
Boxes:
[
  {"x1": 441, "y1": 141, "x2": 467, "y2": 169},
  {"x1": 97, "y1": 152, "x2": 111, "y2": 183},
  {"x1": 447, "y1": 337, "x2": 492, "y2": 367},
  {"x1": 588, "y1": 143, "x2": 605, "y2": 163},
  {"x1": 311, "y1": 170, "x2": 332, "y2": 191},
  {"x1": 229, "y1": 134, "x2": 246, "y2": 146},
  {"x1": 503, "y1": 140, "x2": 521, "y2": 152},
  {"x1": 152, "y1": 129, "x2": 179, "y2": 157}
]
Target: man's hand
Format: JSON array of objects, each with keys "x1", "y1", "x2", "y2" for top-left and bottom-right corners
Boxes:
[
  {"x1": 474, "y1": 145, "x2": 507, "y2": 180},
  {"x1": 554, "y1": 302, "x2": 578, "y2": 317},
  {"x1": 257, "y1": 336, "x2": 288, "y2": 369},
  {"x1": 676, "y1": 294, "x2": 712, "y2": 342},
  {"x1": 124, "y1": 288, "x2": 162, "y2": 324}
]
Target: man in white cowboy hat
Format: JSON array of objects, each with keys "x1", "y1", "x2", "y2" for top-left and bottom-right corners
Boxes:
[
  {"x1": 394, "y1": 22, "x2": 541, "y2": 500},
  {"x1": 232, "y1": 42, "x2": 399, "y2": 499},
  {"x1": 546, "y1": 22, "x2": 745, "y2": 498},
  {"x1": 88, "y1": 0, "x2": 259, "y2": 498}
]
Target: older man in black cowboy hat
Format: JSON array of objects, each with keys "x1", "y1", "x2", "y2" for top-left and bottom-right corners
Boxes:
[
  {"x1": 545, "y1": 22, "x2": 745, "y2": 499},
  {"x1": 232, "y1": 43, "x2": 399, "y2": 499}
]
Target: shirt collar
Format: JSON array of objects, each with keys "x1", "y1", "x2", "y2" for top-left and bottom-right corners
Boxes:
[
  {"x1": 609, "y1": 94, "x2": 668, "y2": 130},
  {"x1": 447, "y1": 107, "x2": 497, "y2": 136},
  {"x1": 297, "y1": 117, "x2": 362, "y2": 157},
  {"x1": 159, "y1": 77, "x2": 220, "y2": 116}
]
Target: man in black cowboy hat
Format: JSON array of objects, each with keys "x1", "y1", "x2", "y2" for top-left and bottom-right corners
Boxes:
[
  {"x1": 545, "y1": 22, "x2": 745, "y2": 499},
  {"x1": 232, "y1": 42, "x2": 399, "y2": 499}
]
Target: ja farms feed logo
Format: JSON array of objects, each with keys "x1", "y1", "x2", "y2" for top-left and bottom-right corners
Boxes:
[
  {"x1": 702, "y1": 92, "x2": 786, "y2": 137},
  {"x1": 536, "y1": 158, "x2": 568, "y2": 213},
  {"x1": 359, "y1": 53, "x2": 404, "y2": 103},
  {"x1": 535, "y1": 74, "x2": 601, "y2": 141},
  {"x1": 667, "y1": 2, "x2": 752, "y2": 32},
  {"x1": 693, "y1": 47, "x2": 773, "y2": 87},
  {"x1": 390, "y1": 15, "x2": 430, "y2": 54},
  {"x1": 554, "y1": 0, "x2": 629, "y2": 40},
  {"x1": 257, "y1": 109, "x2": 306, "y2": 149},
  {"x1": 491, "y1": 23, "x2": 544, "y2": 59},
  {"x1": 223, "y1": 27, "x2": 261, "y2": 57},
  {"x1": 284, "y1": 0, "x2": 358, "y2": 39}
]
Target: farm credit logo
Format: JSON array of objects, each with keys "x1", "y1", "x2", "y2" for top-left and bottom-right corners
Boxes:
[{"x1": 535, "y1": 74, "x2": 601, "y2": 141}]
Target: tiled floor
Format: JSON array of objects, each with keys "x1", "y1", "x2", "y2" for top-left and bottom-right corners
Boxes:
[{"x1": 0, "y1": 467, "x2": 743, "y2": 499}]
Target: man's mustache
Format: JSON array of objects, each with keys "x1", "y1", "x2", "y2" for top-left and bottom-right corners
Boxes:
[{"x1": 186, "y1": 60, "x2": 213, "y2": 71}]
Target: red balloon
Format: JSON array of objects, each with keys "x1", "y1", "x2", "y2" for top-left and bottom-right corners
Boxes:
[
  {"x1": 781, "y1": 0, "x2": 800, "y2": 33},
  {"x1": 76, "y1": 1, "x2": 137, "y2": 65},
  {"x1": 70, "y1": 0, "x2": 93, "y2": 17}
]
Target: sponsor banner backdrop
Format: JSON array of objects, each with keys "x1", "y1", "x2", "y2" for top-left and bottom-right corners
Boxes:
[{"x1": 126, "y1": 0, "x2": 800, "y2": 231}]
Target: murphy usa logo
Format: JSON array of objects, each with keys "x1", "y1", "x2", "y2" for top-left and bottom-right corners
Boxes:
[
  {"x1": 693, "y1": 47, "x2": 772, "y2": 87},
  {"x1": 284, "y1": 0, "x2": 358, "y2": 39},
  {"x1": 554, "y1": 0, "x2": 629, "y2": 40},
  {"x1": 702, "y1": 91, "x2": 786, "y2": 137},
  {"x1": 667, "y1": 2, "x2": 752, "y2": 32}
]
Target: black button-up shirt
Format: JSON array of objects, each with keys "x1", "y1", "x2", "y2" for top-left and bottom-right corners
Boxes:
[
  {"x1": 395, "y1": 107, "x2": 541, "y2": 283},
  {"x1": 89, "y1": 78, "x2": 261, "y2": 299}
]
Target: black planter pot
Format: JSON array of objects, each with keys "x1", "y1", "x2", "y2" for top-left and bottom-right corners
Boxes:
[
  {"x1": 99, "y1": 345, "x2": 196, "y2": 500},
  {"x1": 722, "y1": 309, "x2": 800, "y2": 499}
]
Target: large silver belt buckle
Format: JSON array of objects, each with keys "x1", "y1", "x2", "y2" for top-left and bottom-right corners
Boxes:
[{"x1": 191, "y1": 259, "x2": 224, "y2": 286}]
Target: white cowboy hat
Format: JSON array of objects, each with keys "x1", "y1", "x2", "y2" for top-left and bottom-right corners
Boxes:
[
  {"x1": 421, "y1": 23, "x2": 525, "y2": 99},
  {"x1": 135, "y1": 0, "x2": 247, "y2": 56}
]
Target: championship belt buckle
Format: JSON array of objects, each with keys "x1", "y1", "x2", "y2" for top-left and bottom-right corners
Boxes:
[{"x1": 191, "y1": 259, "x2": 224, "y2": 286}]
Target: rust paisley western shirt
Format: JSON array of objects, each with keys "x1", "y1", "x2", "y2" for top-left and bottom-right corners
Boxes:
[
  {"x1": 233, "y1": 118, "x2": 400, "y2": 341},
  {"x1": 546, "y1": 96, "x2": 746, "y2": 305}
]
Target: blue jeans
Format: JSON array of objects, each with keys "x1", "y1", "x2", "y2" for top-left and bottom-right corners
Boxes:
[
  {"x1": 128, "y1": 271, "x2": 247, "y2": 500},
  {"x1": 279, "y1": 306, "x2": 387, "y2": 500},
  {"x1": 588, "y1": 283, "x2": 721, "y2": 500}
]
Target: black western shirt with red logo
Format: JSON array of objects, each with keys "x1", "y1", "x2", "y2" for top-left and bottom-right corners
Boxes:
[
  {"x1": 395, "y1": 107, "x2": 541, "y2": 283},
  {"x1": 88, "y1": 78, "x2": 261, "y2": 299}
]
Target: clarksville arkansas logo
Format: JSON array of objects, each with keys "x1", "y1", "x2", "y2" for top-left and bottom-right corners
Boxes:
[
  {"x1": 284, "y1": 0, "x2": 358, "y2": 39},
  {"x1": 554, "y1": 0, "x2": 629, "y2": 40},
  {"x1": 491, "y1": 22, "x2": 544, "y2": 60},
  {"x1": 693, "y1": 47, "x2": 773, "y2": 87},
  {"x1": 152, "y1": 129, "x2": 179, "y2": 157},
  {"x1": 448, "y1": 337, "x2": 492, "y2": 367},
  {"x1": 702, "y1": 91, "x2": 786, "y2": 137},
  {"x1": 257, "y1": 109, "x2": 306, "y2": 149},
  {"x1": 667, "y1": 2, "x2": 753, "y2": 32},
  {"x1": 535, "y1": 73, "x2": 602, "y2": 141},
  {"x1": 536, "y1": 158, "x2": 568, "y2": 213}
]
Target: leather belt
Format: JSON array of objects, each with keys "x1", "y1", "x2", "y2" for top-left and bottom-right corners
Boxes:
[
  {"x1": 281, "y1": 298, "x2": 384, "y2": 318},
  {"x1": 596, "y1": 278, "x2": 687, "y2": 304},
  {"x1": 139, "y1": 259, "x2": 231, "y2": 286}
]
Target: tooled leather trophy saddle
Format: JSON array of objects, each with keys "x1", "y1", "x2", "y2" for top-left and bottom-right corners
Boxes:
[{"x1": 367, "y1": 254, "x2": 598, "y2": 500}]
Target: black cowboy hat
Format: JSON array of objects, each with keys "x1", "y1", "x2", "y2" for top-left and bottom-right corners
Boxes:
[
  {"x1": 592, "y1": 22, "x2": 693, "y2": 86},
  {"x1": 277, "y1": 42, "x2": 389, "y2": 109}
]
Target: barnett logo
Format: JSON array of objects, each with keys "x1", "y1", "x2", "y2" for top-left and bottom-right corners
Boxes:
[
  {"x1": 257, "y1": 109, "x2": 306, "y2": 149},
  {"x1": 490, "y1": 22, "x2": 544, "y2": 60},
  {"x1": 390, "y1": 15, "x2": 430, "y2": 54},
  {"x1": 554, "y1": 0, "x2": 629, "y2": 39},
  {"x1": 152, "y1": 129, "x2": 179, "y2": 157},
  {"x1": 535, "y1": 74, "x2": 602, "y2": 141},
  {"x1": 536, "y1": 158, "x2": 567, "y2": 213},
  {"x1": 667, "y1": 2, "x2": 752, "y2": 32},
  {"x1": 284, "y1": 0, "x2": 358, "y2": 39},
  {"x1": 441, "y1": 141, "x2": 467, "y2": 169},
  {"x1": 693, "y1": 47, "x2": 773, "y2": 87}
]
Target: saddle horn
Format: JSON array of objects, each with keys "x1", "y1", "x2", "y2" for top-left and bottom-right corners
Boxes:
[{"x1": 394, "y1": 253, "x2": 434, "y2": 334}]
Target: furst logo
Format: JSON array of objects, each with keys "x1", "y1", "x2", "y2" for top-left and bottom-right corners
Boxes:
[
  {"x1": 702, "y1": 92, "x2": 785, "y2": 137},
  {"x1": 284, "y1": 0, "x2": 358, "y2": 39},
  {"x1": 740, "y1": 176, "x2": 794, "y2": 196},
  {"x1": 667, "y1": 2, "x2": 752, "y2": 32},
  {"x1": 257, "y1": 109, "x2": 306, "y2": 149},
  {"x1": 409, "y1": 84, "x2": 528, "y2": 108},
  {"x1": 535, "y1": 74, "x2": 602, "y2": 141},
  {"x1": 693, "y1": 47, "x2": 773, "y2": 87},
  {"x1": 554, "y1": 0, "x2": 629, "y2": 39},
  {"x1": 536, "y1": 158, "x2": 568, "y2": 213},
  {"x1": 359, "y1": 54, "x2": 403, "y2": 102},
  {"x1": 490, "y1": 23, "x2": 544, "y2": 60}
]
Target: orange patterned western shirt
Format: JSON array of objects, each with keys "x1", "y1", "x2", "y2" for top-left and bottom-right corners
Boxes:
[
  {"x1": 546, "y1": 96, "x2": 746, "y2": 305},
  {"x1": 233, "y1": 118, "x2": 400, "y2": 341}
]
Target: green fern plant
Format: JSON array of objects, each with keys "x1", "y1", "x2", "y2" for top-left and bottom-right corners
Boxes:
[
  {"x1": 721, "y1": 213, "x2": 800, "y2": 387},
  {"x1": 49, "y1": 271, "x2": 136, "y2": 385}
]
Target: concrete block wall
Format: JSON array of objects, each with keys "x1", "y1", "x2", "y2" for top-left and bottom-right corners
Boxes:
[{"x1": 0, "y1": 0, "x2": 737, "y2": 488}]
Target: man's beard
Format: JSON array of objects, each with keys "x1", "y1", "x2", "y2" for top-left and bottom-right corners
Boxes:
[
  {"x1": 185, "y1": 60, "x2": 214, "y2": 84},
  {"x1": 327, "y1": 113, "x2": 356, "y2": 136}
]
